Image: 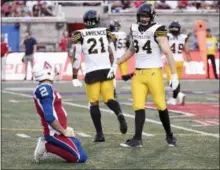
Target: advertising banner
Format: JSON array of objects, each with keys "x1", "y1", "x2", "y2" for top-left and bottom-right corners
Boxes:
[{"x1": 3, "y1": 51, "x2": 219, "y2": 80}]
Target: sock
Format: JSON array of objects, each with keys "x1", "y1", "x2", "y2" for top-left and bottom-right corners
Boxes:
[
  {"x1": 158, "y1": 109, "x2": 172, "y2": 136},
  {"x1": 134, "y1": 109, "x2": 145, "y2": 140},
  {"x1": 90, "y1": 105, "x2": 103, "y2": 135},
  {"x1": 173, "y1": 84, "x2": 180, "y2": 99},
  {"x1": 105, "y1": 99, "x2": 122, "y2": 116}
]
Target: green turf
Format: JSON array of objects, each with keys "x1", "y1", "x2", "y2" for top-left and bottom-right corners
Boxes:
[{"x1": 1, "y1": 80, "x2": 219, "y2": 169}]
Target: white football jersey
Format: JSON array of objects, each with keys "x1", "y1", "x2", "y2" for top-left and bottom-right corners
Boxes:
[
  {"x1": 130, "y1": 23, "x2": 163, "y2": 68},
  {"x1": 112, "y1": 31, "x2": 128, "y2": 59},
  {"x1": 79, "y1": 27, "x2": 111, "y2": 73},
  {"x1": 168, "y1": 33, "x2": 188, "y2": 61}
]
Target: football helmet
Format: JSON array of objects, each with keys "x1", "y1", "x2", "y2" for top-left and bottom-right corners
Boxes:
[
  {"x1": 108, "y1": 20, "x2": 121, "y2": 32},
  {"x1": 169, "y1": 21, "x2": 181, "y2": 36},
  {"x1": 83, "y1": 10, "x2": 100, "y2": 28},
  {"x1": 137, "y1": 3, "x2": 156, "y2": 25},
  {"x1": 33, "y1": 61, "x2": 58, "y2": 82}
]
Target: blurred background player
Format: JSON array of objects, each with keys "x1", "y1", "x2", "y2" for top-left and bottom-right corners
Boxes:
[
  {"x1": 113, "y1": 3, "x2": 178, "y2": 147},
  {"x1": 71, "y1": 10, "x2": 127, "y2": 142},
  {"x1": 206, "y1": 28, "x2": 218, "y2": 79},
  {"x1": 166, "y1": 21, "x2": 192, "y2": 105},
  {"x1": 20, "y1": 31, "x2": 37, "y2": 80},
  {"x1": 1, "y1": 34, "x2": 8, "y2": 81},
  {"x1": 32, "y1": 61, "x2": 87, "y2": 163},
  {"x1": 108, "y1": 20, "x2": 133, "y2": 98}
]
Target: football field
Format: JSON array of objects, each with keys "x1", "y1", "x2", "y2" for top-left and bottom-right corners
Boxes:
[{"x1": 1, "y1": 80, "x2": 219, "y2": 169}]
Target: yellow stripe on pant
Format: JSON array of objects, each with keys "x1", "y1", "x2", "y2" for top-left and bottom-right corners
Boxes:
[
  {"x1": 132, "y1": 68, "x2": 166, "y2": 111},
  {"x1": 85, "y1": 80, "x2": 114, "y2": 103}
]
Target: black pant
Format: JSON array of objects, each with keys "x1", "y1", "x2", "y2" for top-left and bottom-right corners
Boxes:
[{"x1": 207, "y1": 55, "x2": 218, "y2": 79}]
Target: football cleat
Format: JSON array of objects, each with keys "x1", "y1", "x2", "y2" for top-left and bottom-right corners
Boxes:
[
  {"x1": 34, "y1": 137, "x2": 46, "y2": 163},
  {"x1": 166, "y1": 133, "x2": 177, "y2": 147},
  {"x1": 120, "y1": 138, "x2": 143, "y2": 148},
  {"x1": 166, "y1": 98, "x2": 177, "y2": 105},
  {"x1": 117, "y1": 114, "x2": 128, "y2": 134},
  {"x1": 92, "y1": 133, "x2": 105, "y2": 142},
  {"x1": 177, "y1": 92, "x2": 186, "y2": 105}
]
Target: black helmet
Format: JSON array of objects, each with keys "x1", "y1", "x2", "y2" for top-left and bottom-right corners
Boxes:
[
  {"x1": 137, "y1": 3, "x2": 156, "y2": 25},
  {"x1": 83, "y1": 10, "x2": 100, "y2": 28},
  {"x1": 108, "y1": 20, "x2": 121, "y2": 32},
  {"x1": 169, "y1": 21, "x2": 181, "y2": 36}
]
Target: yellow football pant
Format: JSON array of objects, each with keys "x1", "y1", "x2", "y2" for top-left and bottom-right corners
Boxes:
[
  {"x1": 132, "y1": 68, "x2": 166, "y2": 111},
  {"x1": 119, "y1": 61, "x2": 128, "y2": 76},
  {"x1": 85, "y1": 80, "x2": 114, "y2": 103},
  {"x1": 166, "y1": 61, "x2": 184, "y2": 82}
]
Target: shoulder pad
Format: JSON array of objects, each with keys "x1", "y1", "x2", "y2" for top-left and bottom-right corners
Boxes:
[
  {"x1": 72, "y1": 31, "x2": 82, "y2": 44},
  {"x1": 107, "y1": 29, "x2": 117, "y2": 42},
  {"x1": 155, "y1": 25, "x2": 168, "y2": 37}
]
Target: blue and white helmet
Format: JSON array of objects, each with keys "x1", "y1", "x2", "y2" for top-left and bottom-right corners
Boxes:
[{"x1": 33, "y1": 61, "x2": 58, "y2": 82}]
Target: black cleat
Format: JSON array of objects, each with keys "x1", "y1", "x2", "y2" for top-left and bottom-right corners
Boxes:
[
  {"x1": 118, "y1": 114, "x2": 128, "y2": 134},
  {"x1": 120, "y1": 137, "x2": 143, "y2": 148},
  {"x1": 92, "y1": 133, "x2": 105, "y2": 142},
  {"x1": 166, "y1": 134, "x2": 177, "y2": 147}
]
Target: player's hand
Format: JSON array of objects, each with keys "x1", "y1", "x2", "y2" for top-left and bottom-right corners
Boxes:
[
  {"x1": 72, "y1": 79, "x2": 83, "y2": 87},
  {"x1": 169, "y1": 74, "x2": 179, "y2": 90},
  {"x1": 64, "y1": 127, "x2": 76, "y2": 137},
  {"x1": 107, "y1": 63, "x2": 118, "y2": 79}
]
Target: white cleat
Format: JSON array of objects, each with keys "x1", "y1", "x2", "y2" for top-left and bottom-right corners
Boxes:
[
  {"x1": 177, "y1": 92, "x2": 186, "y2": 105},
  {"x1": 166, "y1": 98, "x2": 177, "y2": 105},
  {"x1": 34, "y1": 137, "x2": 46, "y2": 163}
]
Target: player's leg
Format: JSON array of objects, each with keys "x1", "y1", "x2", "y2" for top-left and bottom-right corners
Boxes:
[
  {"x1": 166, "y1": 62, "x2": 180, "y2": 105},
  {"x1": 86, "y1": 82, "x2": 104, "y2": 142},
  {"x1": 1, "y1": 57, "x2": 6, "y2": 80},
  {"x1": 148, "y1": 68, "x2": 176, "y2": 147},
  {"x1": 120, "y1": 70, "x2": 147, "y2": 147},
  {"x1": 44, "y1": 135, "x2": 87, "y2": 163},
  {"x1": 30, "y1": 56, "x2": 34, "y2": 80},
  {"x1": 176, "y1": 61, "x2": 186, "y2": 105},
  {"x1": 101, "y1": 79, "x2": 127, "y2": 134},
  {"x1": 113, "y1": 78, "x2": 117, "y2": 98},
  {"x1": 23, "y1": 56, "x2": 28, "y2": 80},
  {"x1": 119, "y1": 61, "x2": 134, "y2": 81},
  {"x1": 209, "y1": 55, "x2": 218, "y2": 79}
]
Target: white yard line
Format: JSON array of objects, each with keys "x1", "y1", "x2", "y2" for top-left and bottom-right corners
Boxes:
[
  {"x1": 9, "y1": 99, "x2": 20, "y2": 103},
  {"x1": 16, "y1": 133, "x2": 31, "y2": 138},
  {"x1": 2, "y1": 90, "x2": 219, "y2": 139},
  {"x1": 77, "y1": 133, "x2": 92, "y2": 137}
]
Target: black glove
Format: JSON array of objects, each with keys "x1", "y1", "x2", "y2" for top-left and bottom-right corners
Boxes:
[{"x1": 121, "y1": 73, "x2": 134, "y2": 81}]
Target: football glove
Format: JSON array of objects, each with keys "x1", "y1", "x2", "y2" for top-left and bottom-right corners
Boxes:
[
  {"x1": 72, "y1": 79, "x2": 83, "y2": 87},
  {"x1": 169, "y1": 74, "x2": 179, "y2": 90},
  {"x1": 107, "y1": 63, "x2": 118, "y2": 79}
]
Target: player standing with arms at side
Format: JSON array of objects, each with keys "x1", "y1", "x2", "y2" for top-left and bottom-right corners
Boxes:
[
  {"x1": 71, "y1": 10, "x2": 128, "y2": 142},
  {"x1": 32, "y1": 61, "x2": 87, "y2": 163},
  {"x1": 166, "y1": 21, "x2": 192, "y2": 105},
  {"x1": 109, "y1": 4, "x2": 178, "y2": 147},
  {"x1": 108, "y1": 20, "x2": 133, "y2": 97}
]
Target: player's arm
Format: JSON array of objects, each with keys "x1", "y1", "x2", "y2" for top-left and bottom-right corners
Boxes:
[
  {"x1": 71, "y1": 31, "x2": 83, "y2": 86},
  {"x1": 156, "y1": 26, "x2": 179, "y2": 90},
  {"x1": 184, "y1": 35, "x2": 192, "y2": 61},
  {"x1": 117, "y1": 41, "x2": 135, "y2": 65},
  {"x1": 36, "y1": 85, "x2": 68, "y2": 136},
  {"x1": 155, "y1": 26, "x2": 177, "y2": 74}
]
